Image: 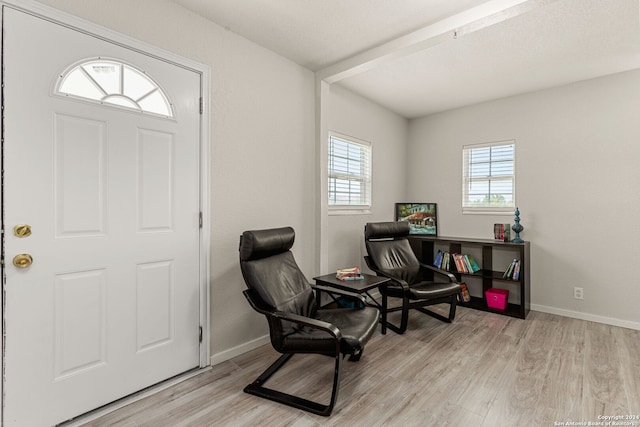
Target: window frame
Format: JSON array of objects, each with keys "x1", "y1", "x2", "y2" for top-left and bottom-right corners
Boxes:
[
  {"x1": 54, "y1": 57, "x2": 175, "y2": 119},
  {"x1": 462, "y1": 140, "x2": 516, "y2": 215},
  {"x1": 327, "y1": 132, "x2": 372, "y2": 215}
]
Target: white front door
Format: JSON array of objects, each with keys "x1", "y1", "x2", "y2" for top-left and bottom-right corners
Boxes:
[{"x1": 2, "y1": 7, "x2": 202, "y2": 426}]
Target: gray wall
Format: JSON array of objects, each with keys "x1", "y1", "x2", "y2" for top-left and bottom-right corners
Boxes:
[{"x1": 407, "y1": 69, "x2": 640, "y2": 328}]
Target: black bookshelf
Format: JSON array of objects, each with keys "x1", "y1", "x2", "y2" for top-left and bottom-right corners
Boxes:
[{"x1": 409, "y1": 235, "x2": 530, "y2": 319}]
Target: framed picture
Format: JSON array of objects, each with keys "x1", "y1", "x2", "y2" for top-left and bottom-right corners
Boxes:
[{"x1": 395, "y1": 203, "x2": 438, "y2": 235}]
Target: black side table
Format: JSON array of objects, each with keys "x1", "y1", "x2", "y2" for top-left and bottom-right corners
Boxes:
[{"x1": 312, "y1": 273, "x2": 389, "y2": 309}]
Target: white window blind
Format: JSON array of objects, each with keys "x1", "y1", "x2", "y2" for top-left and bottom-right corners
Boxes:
[
  {"x1": 328, "y1": 134, "x2": 371, "y2": 209},
  {"x1": 462, "y1": 141, "x2": 515, "y2": 213}
]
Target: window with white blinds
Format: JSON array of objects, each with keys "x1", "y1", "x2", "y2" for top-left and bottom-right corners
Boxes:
[
  {"x1": 328, "y1": 133, "x2": 371, "y2": 210},
  {"x1": 462, "y1": 140, "x2": 515, "y2": 213}
]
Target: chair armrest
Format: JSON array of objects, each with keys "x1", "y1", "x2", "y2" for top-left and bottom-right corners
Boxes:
[
  {"x1": 275, "y1": 310, "x2": 342, "y2": 340},
  {"x1": 419, "y1": 262, "x2": 458, "y2": 282},
  {"x1": 310, "y1": 284, "x2": 367, "y2": 305},
  {"x1": 363, "y1": 256, "x2": 410, "y2": 290},
  {"x1": 242, "y1": 289, "x2": 342, "y2": 340}
]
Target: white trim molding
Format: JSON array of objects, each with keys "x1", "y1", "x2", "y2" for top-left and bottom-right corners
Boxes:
[
  {"x1": 210, "y1": 335, "x2": 271, "y2": 366},
  {"x1": 531, "y1": 304, "x2": 640, "y2": 331}
]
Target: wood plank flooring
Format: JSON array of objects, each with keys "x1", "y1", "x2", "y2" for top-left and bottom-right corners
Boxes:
[{"x1": 80, "y1": 307, "x2": 640, "y2": 427}]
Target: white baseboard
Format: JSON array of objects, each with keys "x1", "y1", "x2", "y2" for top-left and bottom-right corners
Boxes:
[
  {"x1": 210, "y1": 334, "x2": 270, "y2": 366},
  {"x1": 531, "y1": 304, "x2": 640, "y2": 331}
]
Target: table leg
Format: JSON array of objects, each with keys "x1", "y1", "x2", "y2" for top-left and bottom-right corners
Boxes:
[{"x1": 380, "y1": 284, "x2": 387, "y2": 334}]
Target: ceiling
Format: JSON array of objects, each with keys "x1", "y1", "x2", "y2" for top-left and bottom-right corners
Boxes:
[{"x1": 172, "y1": 0, "x2": 640, "y2": 118}]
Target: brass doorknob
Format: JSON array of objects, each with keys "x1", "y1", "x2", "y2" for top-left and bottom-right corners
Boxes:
[{"x1": 12, "y1": 254, "x2": 33, "y2": 268}]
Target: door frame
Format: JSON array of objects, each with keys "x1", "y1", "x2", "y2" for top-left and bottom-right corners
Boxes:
[{"x1": 0, "y1": 0, "x2": 212, "y2": 416}]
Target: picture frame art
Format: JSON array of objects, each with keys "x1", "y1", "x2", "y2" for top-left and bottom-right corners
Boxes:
[{"x1": 395, "y1": 202, "x2": 438, "y2": 235}]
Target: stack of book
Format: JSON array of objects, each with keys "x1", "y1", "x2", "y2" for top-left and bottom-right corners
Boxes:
[
  {"x1": 336, "y1": 267, "x2": 364, "y2": 281},
  {"x1": 503, "y1": 259, "x2": 521, "y2": 280}
]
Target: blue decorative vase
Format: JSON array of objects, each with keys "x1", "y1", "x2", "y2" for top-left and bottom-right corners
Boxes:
[{"x1": 512, "y1": 207, "x2": 524, "y2": 243}]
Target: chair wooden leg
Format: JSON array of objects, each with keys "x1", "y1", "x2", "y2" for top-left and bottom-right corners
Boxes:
[
  {"x1": 399, "y1": 295, "x2": 410, "y2": 333},
  {"x1": 381, "y1": 293, "x2": 388, "y2": 334},
  {"x1": 416, "y1": 295, "x2": 458, "y2": 323},
  {"x1": 244, "y1": 352, "x2": 343, "y2": 417},
  {"x1": 382, "y1": 294, "x2": 459, "y2": 333},
  {"x1": 381, "y1": 296, "x2": 410, "y2": 335},
  {"x1": 448, "y1": 294, "x2": 457, "y2": 321},
  {"x1": 416, "y1": 307, "x2": 453, "y2": 323}
]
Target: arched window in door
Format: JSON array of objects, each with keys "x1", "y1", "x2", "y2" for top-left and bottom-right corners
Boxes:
[{"x1": 55, "y1": 58, "x2": 174, "y2": 118}]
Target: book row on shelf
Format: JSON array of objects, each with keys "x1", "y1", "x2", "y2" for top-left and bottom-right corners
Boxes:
[
  {"x1": 433, "y1": 250, "x2": 481, "y2": 274},
  {"x1": 503, "y1": 259, "x2": 521, "y2": 280}
]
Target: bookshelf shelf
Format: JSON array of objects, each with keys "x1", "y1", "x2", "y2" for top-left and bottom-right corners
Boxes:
[{"x1": 409, "y1": 235, "x2": 530, "y2": 319}]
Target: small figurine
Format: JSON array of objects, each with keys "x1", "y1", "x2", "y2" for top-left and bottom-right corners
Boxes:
[{"x1": 511, "y1": 207, "x2": 524, "y2": 243}]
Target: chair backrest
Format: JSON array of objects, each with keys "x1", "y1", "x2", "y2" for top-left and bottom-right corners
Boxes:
[
  {"x1": 239, "y1": 227, "x2": 316, "y2": 349},
  {"x1": 364, "y1": 221, "x2": 421, "y2": 284}
]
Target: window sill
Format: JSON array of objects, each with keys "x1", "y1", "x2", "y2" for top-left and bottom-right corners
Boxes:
[
  {"x1": 328, "y1": 208, "x2": 372, "y2": 216},
  {"x1": 463, "y1": 208, "x2": 515, "y2": 216}
]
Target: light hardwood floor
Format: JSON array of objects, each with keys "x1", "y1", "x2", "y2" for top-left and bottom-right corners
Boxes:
[{"x1": 81, "y1": 307, "x2": 640, "y2": 427}]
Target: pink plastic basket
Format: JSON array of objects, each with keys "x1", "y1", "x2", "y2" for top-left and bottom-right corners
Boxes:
[{"x1": 485, "y1": 288, "x2": 509, "y2": 311}]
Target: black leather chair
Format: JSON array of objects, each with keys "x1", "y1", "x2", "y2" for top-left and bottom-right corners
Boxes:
[
  {"x1": 239, "y1": 227, "x2": 379, "y2": 416},
  {"x1": 364, "y1": 221, "x2": 461, "y2": 334}
]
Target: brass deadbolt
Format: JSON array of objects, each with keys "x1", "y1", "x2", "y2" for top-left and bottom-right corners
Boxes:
[{"x1": 13, "y1": 224, "x2": 32, "y2": 238}]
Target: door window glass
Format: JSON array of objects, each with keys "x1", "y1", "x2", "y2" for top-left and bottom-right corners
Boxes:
[{"x1": 56, "y1": 59, "x2": 174, "y2": 118}]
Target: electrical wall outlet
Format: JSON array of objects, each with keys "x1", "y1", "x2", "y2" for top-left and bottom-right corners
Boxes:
[{"x1": 574, "y1": 287, "x2": 584, "y2": 300}]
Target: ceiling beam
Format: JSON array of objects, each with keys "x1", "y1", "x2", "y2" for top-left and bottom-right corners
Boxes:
[{"x1": 316, "y1": 0, "x2": 559, "y2": 84}]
